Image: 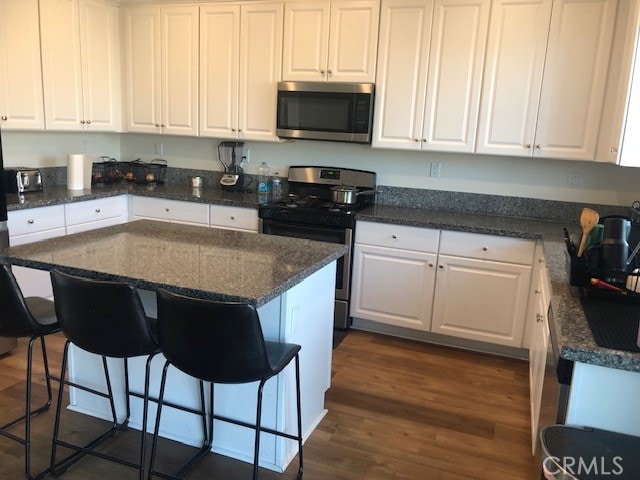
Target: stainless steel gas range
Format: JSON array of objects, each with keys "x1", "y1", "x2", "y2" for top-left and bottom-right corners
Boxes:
[{"x1": 258, "y1": 166, "x2": 377, "y2": 329}]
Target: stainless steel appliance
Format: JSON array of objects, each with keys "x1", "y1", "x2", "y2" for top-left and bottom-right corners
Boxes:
[
  {"x1": 276, "y1": 82, "x2": 374, "y2": 144},
  {"x1": 258, "y1": 166, "x2": 377, "y2": 329},
  {"x1": 0, "y1": 127, "x2": 18, "y2": 354},
  {"x1": 4, "y1": 167, "x2": 43, "y2": 193},
  {"x1": 218, "y1": 141, "x2": 246, "y2": 191}
]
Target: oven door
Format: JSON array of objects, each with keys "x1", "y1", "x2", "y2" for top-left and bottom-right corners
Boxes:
[{"x1": 261, "y1": 219, "x2": 351, "y2": 302}]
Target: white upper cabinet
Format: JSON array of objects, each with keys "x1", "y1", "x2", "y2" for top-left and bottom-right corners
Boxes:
[
  {"x1": 282, "y1": 0, "x2": 380, "y2": 82},
  {"x1": 476, "y1": 0, "x2": 552, "y2": 157},
  {"x1": 534, "y1": 0, "x2": 617, "y2": 160},
  {"x1": 123, "y1": 5, "x2": 199, "y2": 136},
  {"x1": 40, "y1": 0, "x2": 121, "y2": 132},
  {"x1": 373, "y1": 0, "x2": 490, "y2": 152},
  {"x1": 0, "y1": 0, "x2": 45, "y2": 130},
  {"x1": 478, "y1": 0, "x2": 617, "y2": 160}
]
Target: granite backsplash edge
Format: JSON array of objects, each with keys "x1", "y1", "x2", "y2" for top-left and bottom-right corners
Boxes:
[{"x1": 39, "y1": 166, "x2": 631, "y2": 223}]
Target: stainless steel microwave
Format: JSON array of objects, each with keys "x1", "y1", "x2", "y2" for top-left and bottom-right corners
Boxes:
[{"x1": 276, "y1": 82, "x2": 374, "y2": 144}]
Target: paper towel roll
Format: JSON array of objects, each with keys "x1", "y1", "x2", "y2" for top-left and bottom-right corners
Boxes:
[
  {"x1": 83, "y1": 155, "x2": 93, "y2": 189},
  {"x1": 67, "y1": 154, "x2": 85, "y2": 190}
]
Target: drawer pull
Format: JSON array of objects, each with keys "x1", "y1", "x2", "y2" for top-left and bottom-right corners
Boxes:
[
  {"x1": 534, "y1": 289, "x2": 541, "y2": 294},
  {"x1": 428, "y1": 263, "x2": 434, "y2": 268},
  {"x1": 95, "y1": 208, "x2": 101, "y2": 213},
  {"x1": 27, "y1": 219, "x2": 35, "y2": 224},
  {"x1": 392, "y1": 234, "x2": 397, "y2": 239},
  {"x1": 439, "y1": 265, "x2": 444, "y2": 269},
  {"x1": 482, "y1": 247, "x2": 488, "y2": 251},
  {"x1": 536, "y1": 313, "x2": 544, "y2": 323},
  {"x1": 230, "y1": 216, "x2": 235, "y2": 220},
  {"x1": 165, "y1": 208, "x2": 170, "y2": 212}
]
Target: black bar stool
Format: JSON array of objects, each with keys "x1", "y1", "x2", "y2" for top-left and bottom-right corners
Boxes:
[
  {"x1": 0, "y1": 263, "x2": 60, "y2": 480},
  {"x1": 49, "y1": 270, "x2": 161, "y2": 479},
  {"x1": 148, "y1": 289, "x2": 304, "y2": 480}
]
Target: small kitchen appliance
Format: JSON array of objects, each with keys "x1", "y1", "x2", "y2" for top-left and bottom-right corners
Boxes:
[
  {"x1": 4, "y1": 168, "x2": 43, "y2": 193},
  {"x1": 218, "y1": 141, "x2": 246, "y2": 192},
  {"x1": 258, "y1": 166, "x2": 377, "y2": 329}
]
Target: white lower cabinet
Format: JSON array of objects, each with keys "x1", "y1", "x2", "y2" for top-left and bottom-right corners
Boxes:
[
  {"x1": 65, "y1": 195, "x2": 128, "y2": 234},
  {"x1": 8, "y1": 205, "x2": 66, "y2": 299},
  {"x1": 130, "y1": 196, "x2": 209, "y2": 226},
  {"x1": 351, "y1": 221, "x2": 439, "y2": 330},
  {"x1": 351, "y1": 221, "x2": 535, "y2": 349},
  {"x1": 210, "y1": 205, "x2": 258, "y2": 232}
]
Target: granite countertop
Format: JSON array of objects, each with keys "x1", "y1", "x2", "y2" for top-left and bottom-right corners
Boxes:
[
  {"x1": 0, "y1": 220, "x2": 347, "y2": 307},
  {"x1": 5, "y1": 183, "x2": 262, "y2": 211},
  {"x1": 7, "y1": 184, "x2": 639, "y2": 371},
  {"x1": 358, "y1": 205, "x2": 640, "y2": 373}
]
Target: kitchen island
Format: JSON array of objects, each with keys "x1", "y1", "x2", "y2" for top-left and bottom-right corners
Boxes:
[{"x1": 0, "y1": 220, "x2": 347, "y2": 472}]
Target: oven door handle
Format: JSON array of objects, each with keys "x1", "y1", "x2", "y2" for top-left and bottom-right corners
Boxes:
[{"x1": 261, "y1": 220, "x2": 348, "y2": 243}]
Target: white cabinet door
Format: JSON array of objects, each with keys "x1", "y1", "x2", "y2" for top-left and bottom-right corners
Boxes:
[
  {"x1": 476, "y1": 0, "x2": 552, "y2": 157},
  {"x1": 131, "y1": 196, "x2": 209, "y2": 226},
  {"x1": 327, "y1": 0, "x2": 379, "y2": 82},
  {"x1": 351, "y1": 244, "x2": 437, "y2": 330},
  {"x1": 282, "y1": 1, "x2": 330, "y2": 81},
  {"x1": 0, "y1": 0, "x2": 45, "y2": 130},
  {"x1": 40, "y1": 0, "x2": 84, "y2": 130},
  {"x1": 421, "y1": 0, "x2": 490, "y2": 153},
  {"x1": 78, "y1": 0, "x2": 121, "y2": 132},
  {"x1": 40, "y1": 0, "x2": 121, "y2": 131},
  {"x1": 534, "y1": 0, "x2": 617, "y2": 160},
  {"x1": 282, "y1": 0, "x2": 379, "y2": 82},
  {"x1": 200, "y1": 4, "x2": 240, "y2": 138},
  {"x1": 65, "y1": 195, "x2": 128, "y2": 234},
  {"x1": 210, "y1": 205, "x2": 258, "y2": 232},
  {"x1": 372, "y1": 0, "x2": 433, "y2": 150},
  {"x1": 124, "y1": 5, "x2": 198, "y2": 136},
  {"x1": 161, "y1": 6, "x2": 199, "y2": 136},
  {"x1": 123, "y1": 6, "x2": 162, "y2": 133},
  {"x1": 431, "y1": 255, "x2": 531, "y2": 347},
  {"x1": 238, "y1": 2, "x2": 283, "y2": 142}
]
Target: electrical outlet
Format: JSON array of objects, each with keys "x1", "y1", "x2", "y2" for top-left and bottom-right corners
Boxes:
[
  {"x1": 155, "y1": 142, "x2": 164, "y2": 155},
  {"x1": 566, "y1": 172, "x2": 580, "y2": 188},
  {"x1": 430, "y1": 162, "x2": 441, "y2": 178},
  {"x1": 243, "y1": 148, "x2": 250, "y2": 163}
]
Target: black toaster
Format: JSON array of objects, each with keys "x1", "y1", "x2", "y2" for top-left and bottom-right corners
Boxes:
[{"x1": 4, "y1": 168, "x2": 43, "y2": 193}]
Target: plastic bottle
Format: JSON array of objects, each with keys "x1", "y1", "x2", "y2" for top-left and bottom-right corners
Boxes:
[
  {"x1": 271, "y1": 177, "x2": 282, "y2": 199},
  {"x1": 257, "y1": 162, "x2": 271, "y2": 194}
]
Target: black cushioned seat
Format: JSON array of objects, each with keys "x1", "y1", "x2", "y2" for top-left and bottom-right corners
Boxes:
[
  {"x1": 148, "y1": 288, "x2": 304, "y2": 480},
  {"x1": 0, "y1": 263, "x2": 60, "y2": 480},
  {"x1": 49, "y1": 269, "x2": 161, "y2": 480}
]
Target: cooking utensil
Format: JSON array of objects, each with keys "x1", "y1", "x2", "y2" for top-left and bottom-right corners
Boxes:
[
  {"x1": 563, "y1": 227, "x2": 575, "y2": 255},
  {"x1": 577, "y1": 208, "x2": 599, "y2": 257},
  {"x1": 590, "y1": 277, "x2": 627, "y2": 294},
  {"x1": 330, "y1": 185, "x2": 379, "y2": 204}
]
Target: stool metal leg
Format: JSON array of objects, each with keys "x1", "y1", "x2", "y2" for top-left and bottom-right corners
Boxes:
[
  {"x1": 254, "y1": 379, "x2": 267, "y2": 480},
  {"x1": 294, "y1": 354, "x2": 303, "y2": 480}
]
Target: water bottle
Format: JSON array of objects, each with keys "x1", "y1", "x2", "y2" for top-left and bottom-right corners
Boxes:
[
  {"x1": 257, "y1": 162, "x2": 271, "y2": 194},
  {"x1": 271, "y1": 177, "x2": 282, "y2": 199}
]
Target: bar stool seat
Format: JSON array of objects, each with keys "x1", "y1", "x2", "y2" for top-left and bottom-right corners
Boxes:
[
  {"x1": 49, "y1": 270, "x2": 161, "y2": 480},
  {"x1": 148, "y1": 288, "x2": 304, "y2": 480},
  {"x1": 0, "y1": 263, "x2": 60, "y2": 480}
]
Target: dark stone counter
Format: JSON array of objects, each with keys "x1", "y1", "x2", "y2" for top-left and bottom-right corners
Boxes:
[{"x1": 0, "y1": 220, "x2": 346, "y2": 307}]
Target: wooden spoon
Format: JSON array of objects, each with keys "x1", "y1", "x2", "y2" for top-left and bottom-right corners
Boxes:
[{"x1": 577, "y1": 208, "x2": 599, "y2": 257}]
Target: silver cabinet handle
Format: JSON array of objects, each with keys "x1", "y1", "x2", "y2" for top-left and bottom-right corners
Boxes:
[
  {"x1": 95, "y1": 208, "x2": 101, "y2": 213},
  {"x1": 439, "y1": 264, "x2": 444, "y2": 269},
  {"x1": 160, "y1": 124, "x2": 165, "y2": 128},
  {"x1": 391, "y1": 234, "x2": 397, "y2": 239},
  {"x1": 320, "y1": 69, "x2": 325, "y2": 77},
  {"x1": 1, "y1": 116, "x2": 7, "y2": 121},
  {"x1": 535, "y1": 144, "x2": 542, "y2": 149},
  {"x1": 524, "y1": 144, "x2": 531, "y2": 149},
  {"x1": 155, "y1": 124, "x2": 160, "y2": 128},
  {"x1": 86, "y1": 120, "x2": 91, "y2": 125},
  {"x1": 230, "y1": 216, "x2": 235, "y2": 220},
  {"x1": 428, "y1": 263, "x2": 434, "y2": 268},
  {"x1": 165, "y1": 208, "x2": 170, "y2": 212},
  {"x1": 536, "y1": 313, "x2": 544, "y2": 322},
  {"x1": 80, "y1": 120, "x2": 86, "y2": 124},
  {"x1": 482, "y1": 247, "x2": 488, "y2": 251},
  {"x1": 327, "y1": 69, "x2": 332, "y2": 75},
  {"x1": 534, "y1": 289, "x2": 541, "y2": 294},
  {"x1": 422, "y1": 139, "x2": 426, "y2": 142},
  {"x1": 610, "y1": 147, "x2": 618, "y2": 153},
  {"x1": 27, "y1": 219, "x2": 35, "y2": 224},
  {"x1": 231, "y1": 128, "x2": 236, "y2": 132},
  {"x1": 414, "y1": 138, "x2": 419, "y2": 142}
]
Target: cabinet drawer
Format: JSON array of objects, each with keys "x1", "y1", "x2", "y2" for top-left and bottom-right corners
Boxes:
[
  {"x1": 131, "y1": 196, "x2": 209, "y2": 225},
  {"x1": 355, "y1": 221, "x2": 439, "y2": 253},
  {"x1": 210, "y1": 205, "x2": 258, "y2": 232},
  {"x1": 8, "y1": 205, "x2": 66, "y2": 237},
  {"x1": 439, "y1": 230, "x2": 535, "y2": 265},
  {"x1": 65, "y1": 195, "x2": 128, "y2": 227}
]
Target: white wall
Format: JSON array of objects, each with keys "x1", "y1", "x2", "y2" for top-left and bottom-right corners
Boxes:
[{"x1": 3, "y1": 130, "x2": 639, "y2": 207}]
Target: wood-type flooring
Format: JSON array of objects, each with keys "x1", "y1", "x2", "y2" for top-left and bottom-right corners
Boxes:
[{"x1": 0, "y1": 330, "x2": 541, "y2": 479}]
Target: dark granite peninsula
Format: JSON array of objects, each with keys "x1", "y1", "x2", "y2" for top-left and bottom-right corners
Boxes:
[{"x1": 1, "y1": 220, "x2": 346, "y2": 473}]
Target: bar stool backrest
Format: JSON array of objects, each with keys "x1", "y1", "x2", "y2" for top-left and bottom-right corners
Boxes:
[
  {"x1": 50, "y1": 270, "x2": 159, "y2": 358},
  {"x1": 0, "y1": 263, "x2": 43, "y2": 337},
  {"x1": 156, "y1": 289, "x2": 272, "y2": 384}
]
